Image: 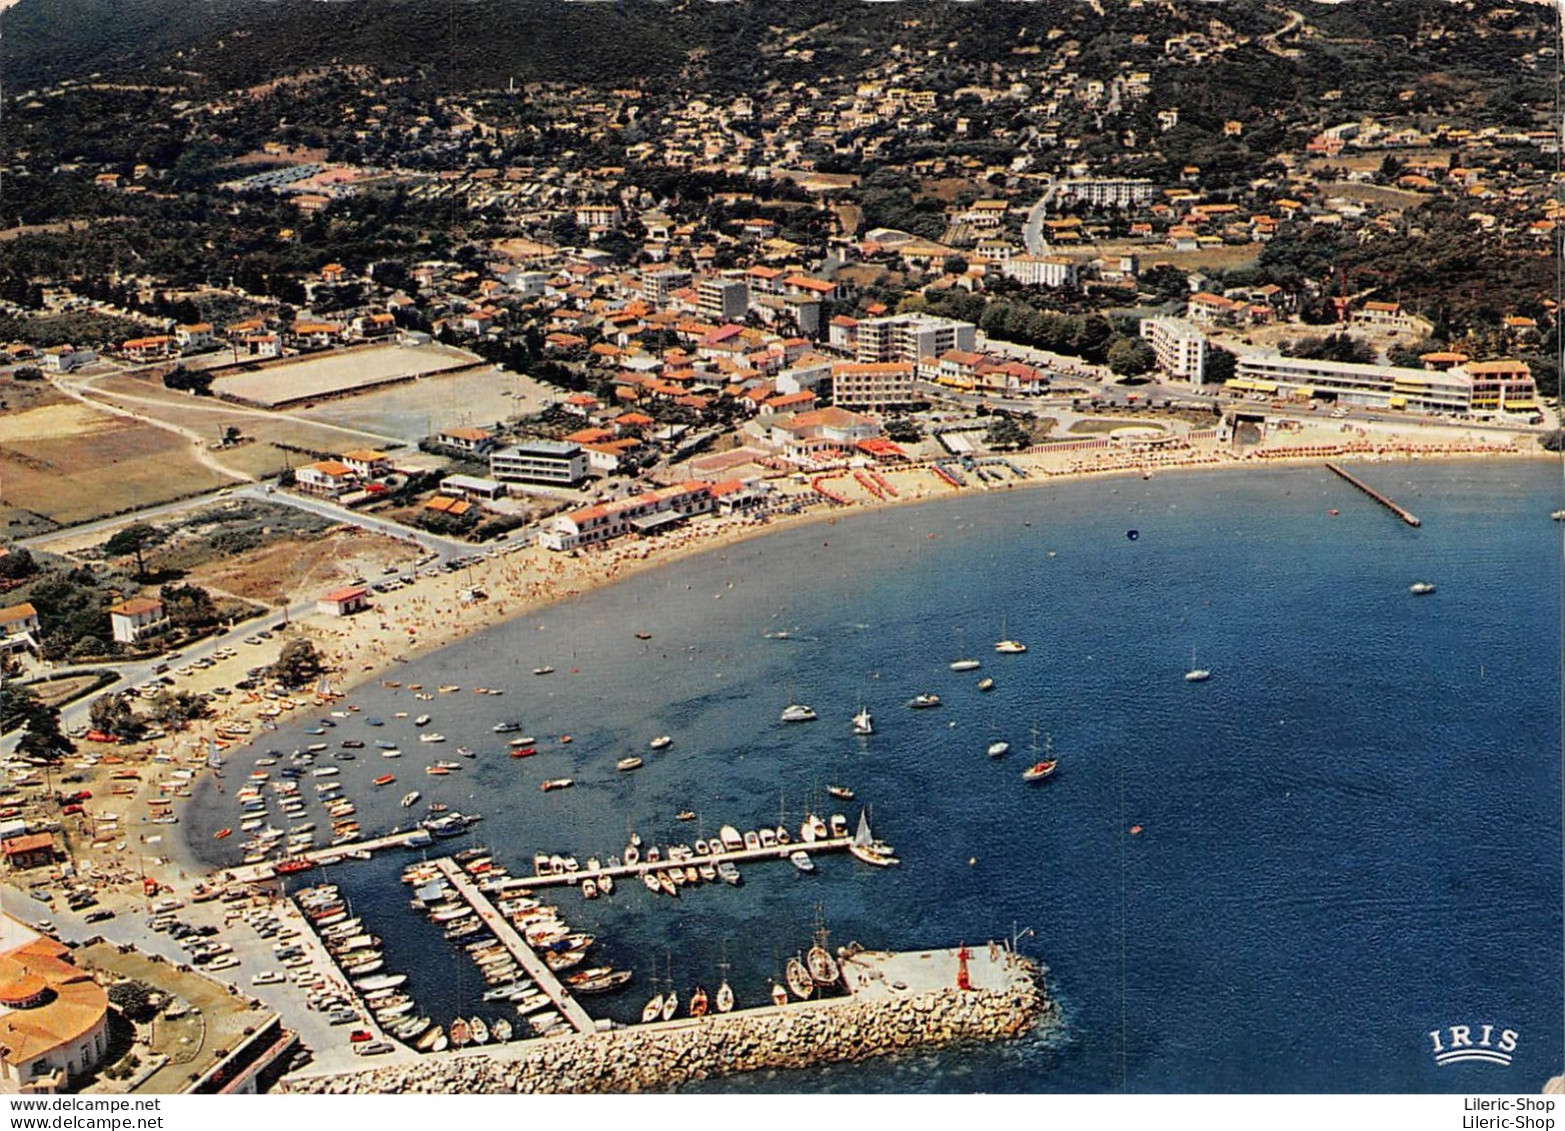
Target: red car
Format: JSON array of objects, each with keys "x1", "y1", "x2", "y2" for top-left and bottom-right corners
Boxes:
[
  {"x1": 348, "y1": 1030, "x2": 372, "y2": 1043},
  {"x1": 66, "y1": 790, "x2": 92, "y2": 803},
  {"x1": 61, "y1": 804, "x2": 84, "y2": 816}
]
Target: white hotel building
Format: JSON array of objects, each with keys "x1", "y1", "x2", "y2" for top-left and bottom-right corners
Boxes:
[
  {"x1": 1139, "y1": 317, "x2": 1208, "y2": 384},
  {"x1": 1231, "y1": 354, "x2": 1537, "y2": 417}
]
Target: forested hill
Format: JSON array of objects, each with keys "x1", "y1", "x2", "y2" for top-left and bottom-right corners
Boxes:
[{"x1": 2, "y1": 0, "x2": 1549, "y2": 99}]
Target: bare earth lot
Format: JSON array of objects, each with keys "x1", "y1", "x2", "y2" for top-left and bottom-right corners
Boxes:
[
  {"x1": 211, "y1": 342, "x2": 474, "y2": 406},
  {"x1": 292, "y1": 364, "x2": 558, "y2": 442},
  {"x1": 181, "y1": 526, "x2": 423, "y2": 606}
]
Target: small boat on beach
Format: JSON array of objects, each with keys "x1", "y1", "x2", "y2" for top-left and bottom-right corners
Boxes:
[
  {"x1": 533, "y1": 666, "x2": 554, "y2": 676},
  {"x1": 414, "y1": 715, "x2": 431, "y2": 727},
  {"x1": 419, "y1": 733, "x2": 446, "y2": 743},
  {"x1": 373, "y1": 774, "x2": 396, "y2": 786},
  {"x1": 213, "y1": 828, "x2": 231, "y2": 840}
]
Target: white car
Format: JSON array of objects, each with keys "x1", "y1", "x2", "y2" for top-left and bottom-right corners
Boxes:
[
  {"x1": 252, "y1": 971, "x2": 286, "y2": 985},
  {"x1": 205, "y1": 955, "x2": 240, "y2": 972}
]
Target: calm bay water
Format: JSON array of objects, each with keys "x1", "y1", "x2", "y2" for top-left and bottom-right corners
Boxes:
[{"x1": 188, "y1": 460, "x2": 1564, "y2": 1092}]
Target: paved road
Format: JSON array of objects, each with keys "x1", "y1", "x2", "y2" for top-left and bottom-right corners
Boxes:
[{"x1": 3, "y1": 483, "x2": 479, "y2": 757}]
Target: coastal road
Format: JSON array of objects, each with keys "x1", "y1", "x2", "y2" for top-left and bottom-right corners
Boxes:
[
  {"x1": 235, "y1": 484, "x2": 473, "y2": 562},
  {"x1": 3, "y1": 487, "x2": 474, "y2": 756}
]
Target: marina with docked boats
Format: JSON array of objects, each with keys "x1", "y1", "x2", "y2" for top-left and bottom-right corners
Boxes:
[{"x1": 182, "y1": 628, "x2": 1054, "y2": 1088}]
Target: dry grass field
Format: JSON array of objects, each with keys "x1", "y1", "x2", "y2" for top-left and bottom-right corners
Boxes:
[{"x1": 0, "y1": 398, "x2": 229, "y2": 528}]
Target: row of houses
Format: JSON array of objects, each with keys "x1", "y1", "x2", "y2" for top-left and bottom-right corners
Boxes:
[{"x1": 0, "y1": 597, "x2": 169, "y2": 656}]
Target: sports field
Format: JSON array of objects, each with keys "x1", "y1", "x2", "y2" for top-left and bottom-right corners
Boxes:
[{"x1": 212, "y1": 343, "x2": 472, "y2": 406}]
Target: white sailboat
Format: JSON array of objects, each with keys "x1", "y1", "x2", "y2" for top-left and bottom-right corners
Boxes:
[
  {"x1": 1184, "y1": 646, "x2": 1211, "y2": 683},
  {"x1": 995, "y1": 617, "x2": 1027, "y2": 653},
  {"x1": 851, "y1": 707, "x2": 873, "y2": 736}
]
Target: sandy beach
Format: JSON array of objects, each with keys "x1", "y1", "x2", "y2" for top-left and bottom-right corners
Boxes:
[{"x1": 45, "y1": 418, "x2": 1544, "y2": 902}]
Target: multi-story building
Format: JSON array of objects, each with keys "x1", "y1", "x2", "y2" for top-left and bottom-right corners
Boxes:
[
  {"x1": 107, "y1": 596, "x2": 169, "y2": 644},
  {"x1": 641, "y1": 267, "x2": 693, "y2": 307},
  {"x1": 490, "y1": 441, "x2": 589, "y2": 486},
  {"x1": 1051, "y1": 178, "x2": 1157, "y2": 209},
  {"x1": 0, "y1": 603, "x2": 39, "y2": 656},
  {"x1": 539, "y1": 481, "x2": 715, "y2": 551},
  {"x1": 1139, "y1": 317, "x2": 1208, "y2": 384},
  {"x1": 831, "y1": 361, "x2": 918, "y2": 412},
  {"x1": 1002, "y1": 254, "x2": 1080, "y2": 289},
  {"x1": 854, "y1": 315, "x2": 976, "y2": 366},
  {"x1": 1232, "y1": 355, "x2": 1537, "y2": 416},
  {"x1": 697, "y1": 278, "x2": 749, "y2": 323}
]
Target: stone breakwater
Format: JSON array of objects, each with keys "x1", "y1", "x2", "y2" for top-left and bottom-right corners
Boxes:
[{"x1": 282, "y1": 952, "x2": 1053, "y2": 1094}]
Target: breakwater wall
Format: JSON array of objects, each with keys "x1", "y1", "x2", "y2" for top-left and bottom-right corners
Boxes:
[{"x1": 281, "y1": 949, "x2": 1053, "y2": 1094}]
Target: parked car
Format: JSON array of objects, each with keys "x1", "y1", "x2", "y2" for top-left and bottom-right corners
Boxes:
[
  {"x1": 252, "y1": 971, "x2": 286, "y2": 985},
  {"x1": 353, "y1": 1042, "x2": 393, "y2": 1057},
  {"x1": 84, "y1": 909, "x2": 115, "y2": 923}
]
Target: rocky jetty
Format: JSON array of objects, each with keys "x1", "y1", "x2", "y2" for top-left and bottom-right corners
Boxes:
[{"x1": 281, "y1": 950, "x2": 1053, "y2": 1094}]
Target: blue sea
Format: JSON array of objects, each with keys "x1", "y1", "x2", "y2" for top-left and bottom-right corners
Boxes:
[{"x1": 187, "y1": 460, "x2": 1564, "y2": 1092}]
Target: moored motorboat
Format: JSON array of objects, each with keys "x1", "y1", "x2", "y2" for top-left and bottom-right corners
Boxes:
[
  {"x1": 827, "y1": 785, "x2": 854, "y2": 801},
  {"x1": 987, "y1": 740, "x2": 1010, "y2": 758},
  {"x1": 907, "y1": 693, "x2": 940, "y2": 708},
  {"x1": 616, "y1": 757, "x2": 643, "y2": 772},
  {"x1": 649, "y1": 735, "x2": 672, "y2": 750},
  {"x1": 716, "y1": 980, "x2": 734, "y2": 1013},
  {"x1": 373, "y1": 774, "x2": 396, "y2": 786},
  {"x1": 789, "y1": 850, "x2": 815, "y2": 873},
  {"x1": 689, "y1": 986, "x2": 708, "y2": 1018},
  {"x1": 541, "y1": 778, "x2": 573, "y2": 792},
  {"x1": 771, "y1": 981, "x2": 788, "y2": 1007},
  {"x1": 949, "y1": 659, "x2": 980, "y2": 672},
  {"x1": 978, "y1": 677, "x2": 995, "y2": 692},
  {"x1": 780, "y1": 703, "x2": 817, "y2": 723},
  {"x1": 1409, "y1": 581, "x2": 1436, "y2": 595}
]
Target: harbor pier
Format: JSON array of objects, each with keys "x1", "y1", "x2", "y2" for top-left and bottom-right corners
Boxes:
[
  {"x1": 281, "y1": 943, "x2": 1055, "y2": 1094},
  {"x1": 1326, "y1": 462, "x2": 1422, "y2": 526},
  {"x1": 431, "y1": 857, "x2": 597, "y2": 1035}
]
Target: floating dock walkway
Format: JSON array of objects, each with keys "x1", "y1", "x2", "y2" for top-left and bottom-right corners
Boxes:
[
  {"x1": 1326, "y1": 462, "x2": 1421, "y2": 527},
  {"x1": 508, "y1": 835, "x2": 856, "y2": 891},
  {"x1": 224, "y1": 828, "x2": 430, "y2": 885},
  {"x1": 432, "y1": 857, "x2": 597, "y2": 1035}
]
